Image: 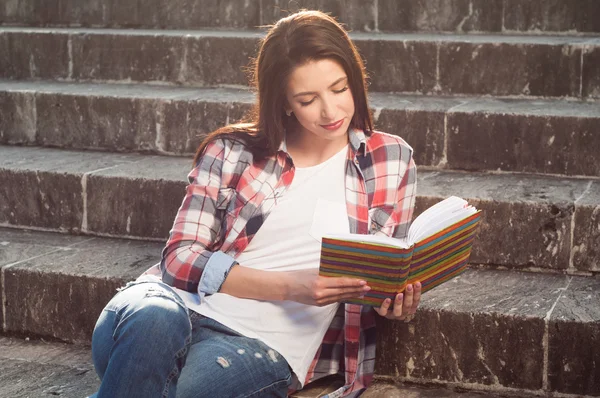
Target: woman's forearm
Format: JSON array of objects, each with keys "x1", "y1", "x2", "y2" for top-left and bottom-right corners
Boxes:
[{"x1": 219, "y1": 264, "x2": 291, "y2": 301}]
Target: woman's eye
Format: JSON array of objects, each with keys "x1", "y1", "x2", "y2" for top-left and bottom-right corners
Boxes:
[
  {"x1": 334, "y1": 86, "x2": 349, "y2": 94},
  {"x1": 299, "y1": 99, "x2": 315, "y2": 106}
]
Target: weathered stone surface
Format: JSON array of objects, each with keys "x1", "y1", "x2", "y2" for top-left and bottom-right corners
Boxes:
[
  {"x1": 377, "y1": 107, "x2": 445, "y2": 167},
  {"x1": 375, "y1": 270, "x2": 569, "y2": 389},
  {"x1": 0, "y1": 169, "x2": 83, "y2": 231},
  {"x1": 0, "y1": 81, "x2": 256, "y2": 154},
  {"x1": 85, "y1": 156, "x2": 188, "y2": 238},
  {"x1": 160, "y1": 97, "x2": 253, "y2": 154},
  {"x1": 2, "y1": 146, "x2": 599, "y2": 269},
  {"x1": 36, "y1": 91, "x2": 159, "y2": 152},
  {"x1": 439, "y1": 41, "x2": 581, "y2": 97},
  {"x1": 3, "y1": 235, "x2": 163, "y2": 342},
  {"x1": 0, "y1": 229, "x2": 90, "y2": 332},
  {"x1": 0, "y1": 90, "x2": 36, "y2": 145},
  {"x1": 70, "y1": 31, "x2": 185, "y2": 84},
  {"x1": 416, "y1": 171, "x2": 591, "y2": 270},
  {"x1": 446, "y1": 99, "x2": 600, "y2": 176},
  {"x1": 503, "y1": 0, "x2": 600, "y2": 33},
  {"x1": 110, "y1": 0, "x2": 260, "y2": 29},
  {"x1": 262, "y1": 0, "x2": 377, "y2": 32},
  {"x1": 582, "y1": 45, "x2": 600, "y2": 98},
  {"x1": 4, "y1": 81, "x2": 598, "y2": 175},
  {"x1": 0, "y1": 30, "x2": 69, "y2": 79},
  {"x1": 0, "y1": 146, "x2": 138, "y2": 232},
  {"x1": 0, "y1": 335, "x2": 92, "y2": 368},
  {"x1": 378, "y1": 0, "x2": 503, "y2": 33},
  {"x1": 6, "y1": 0, "x2": 599, "y2": 34},
  {"x1": 1, "y1": 0, "x2": 261, "y2": 29},
  {"x1": 356, "y1": 37, "x2": 438, "y2": 93},
  {"x1": 548, "y1": 276, "x2": 600, "y2": 396},
  {"x1": 2, "y1": 28, "x2": 596, "y2": 98},
  {"x1": 373, "y1": 94, "x2": 454, "y2": 167},
  {"x1": 0, "y1": 228, "x2": 91, "y2": 266},
  {"x1": 572, "y1": 182, "x2": 600, "y2": 272},
  {"x1": 0, "y1": 1, "x2": 62, "y2": 26},
  {"x1": 0, "y1": 358, "x2": 99, "y2": 397},
  {"x1": 70, "y1": 30, "x2": 262, "y2": 86},
  {"x1": 0, "y1": 336, "x2": 99, "y2": 396},
  {"x1": 362, "y1": 381, "x2": 508, "y2": 397},
  {"x1": 184, "y1": 35, "x2": 259, "y2": 86}
]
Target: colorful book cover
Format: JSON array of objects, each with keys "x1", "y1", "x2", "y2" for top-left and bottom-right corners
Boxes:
[{"x1": 319, "y1": 198, "x2": 482, "y2": 307}]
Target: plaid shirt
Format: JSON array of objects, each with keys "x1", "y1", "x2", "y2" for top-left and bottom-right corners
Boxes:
[{"x1": 143, "y1": 128, "x2": 417, "y2": 397}]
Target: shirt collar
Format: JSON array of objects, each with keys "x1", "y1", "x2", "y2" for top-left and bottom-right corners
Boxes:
[
  {"x1": 277, "y1": 127, "x2": 367, "y2": 163},
  {"x1": 348, "y1": 127, "x2": 367, "y2": 156}
]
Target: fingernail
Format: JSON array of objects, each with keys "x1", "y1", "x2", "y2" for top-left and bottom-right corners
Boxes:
[
  {"x1": 386, "y1": 299, "x2": 392, "y2": 304},
  {"x1": 398, "y1": 293, "x2": 404, "y2": 300},
  {"x1": 407, "y1": 285, "x2": 413, "y2": 291},
  {"x1": 363, "y1": 286, "x2": 371, "y2": 291},
  {"x1": 359, "y1": 280, "x2": 367, "y2": 285},
  {"x1": 416, "y1": 282, "x2": 422, "y2": 289}
]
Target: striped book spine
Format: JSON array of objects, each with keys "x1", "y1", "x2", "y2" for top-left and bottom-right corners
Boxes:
[{"x1": 319, "y1": 211, "x2": 482, "y2": 307}]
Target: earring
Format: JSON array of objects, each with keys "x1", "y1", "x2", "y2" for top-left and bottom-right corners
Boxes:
[{"x1": 286, "y1": 110, "x2": 292, "y2": 116}]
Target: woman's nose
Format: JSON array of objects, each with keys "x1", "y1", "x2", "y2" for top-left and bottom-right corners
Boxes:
[{"x1": 321, "y1": 98, "x2": 336, "y2": 120}]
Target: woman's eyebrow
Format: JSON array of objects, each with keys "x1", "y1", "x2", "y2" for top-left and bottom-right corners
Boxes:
[{"x1": 292, "y1": 76, "x2": 348, "y2": 98}]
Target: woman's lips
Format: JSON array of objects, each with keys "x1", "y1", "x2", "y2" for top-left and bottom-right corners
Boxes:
[{"x1": 320, "y1": 119, "x2": 344, "y2": 130}]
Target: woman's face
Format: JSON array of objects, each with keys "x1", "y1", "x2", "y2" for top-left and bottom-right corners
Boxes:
[{"x1": 285, "y1": 58, "x2": 355, "y2": 145}]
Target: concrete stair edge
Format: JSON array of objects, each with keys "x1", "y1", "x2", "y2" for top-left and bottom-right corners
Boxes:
[
  {"x1": 2, "y1": 79, "x2": 600, "y2": 177},
  {"x1": 1, "y1": 0, "x2": 600, "y2": 35},
  {"x1": 1, "y1": 27, "x2": 599, "y2": 99},
  {"x1": 1, "y1": 145, "x2": 599, "y2": 273}
]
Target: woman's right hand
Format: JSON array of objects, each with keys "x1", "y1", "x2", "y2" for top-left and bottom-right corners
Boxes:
[{"x1": 284, "y1": 269, "x2": 371, "y2": 306}]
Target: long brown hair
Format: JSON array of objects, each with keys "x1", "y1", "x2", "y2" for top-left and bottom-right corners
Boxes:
[{"x1": 193, "y1": 10, "x2": 373, "y2": 165}]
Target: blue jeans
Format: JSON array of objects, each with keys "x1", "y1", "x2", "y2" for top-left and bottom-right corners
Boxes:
[{"x1": 90, "y1": 281, "x2": 292, "y2": 398}]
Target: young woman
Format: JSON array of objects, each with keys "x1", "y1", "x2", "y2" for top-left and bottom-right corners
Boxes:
[{"x1": 90, "y1": 10, "x2": 421, "y2": 398}]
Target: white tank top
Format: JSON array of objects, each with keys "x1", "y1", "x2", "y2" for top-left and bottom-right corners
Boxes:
[{"x1": 194, "y1": 144, "x2": 350, "y2": 386}]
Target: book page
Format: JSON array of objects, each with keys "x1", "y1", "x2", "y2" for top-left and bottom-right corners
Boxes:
[
  {"x1": 323, "y1": 196, "x2": 478, "y2": 249},
  {"x1": 408, "y1": 196, "x2": 478, "y2": 244},
  {"x1": 323, "y1": 233, "x2": 411, "y2": 249}
]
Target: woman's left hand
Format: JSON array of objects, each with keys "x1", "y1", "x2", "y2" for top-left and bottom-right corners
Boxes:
[{"x1": 374, "y1": 282, "x2": 421, "y2": 321}]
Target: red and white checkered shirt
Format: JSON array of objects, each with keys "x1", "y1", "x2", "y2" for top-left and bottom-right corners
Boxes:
[{"x1": 143, "y1": 127, "x2": 417, "y2": 397}]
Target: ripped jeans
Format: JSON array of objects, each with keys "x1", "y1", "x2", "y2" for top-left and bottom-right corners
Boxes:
[{"x1": 90, "y1": 281, "x2": 292, "y2": 398}]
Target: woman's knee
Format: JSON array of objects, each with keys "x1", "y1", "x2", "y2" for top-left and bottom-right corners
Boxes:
[
  {"x1": 113, "y1": 282, "x2": 190, "y2": 335},
  {"x1": 91, "y1": 282, "x2": 191, "y2": 379}
]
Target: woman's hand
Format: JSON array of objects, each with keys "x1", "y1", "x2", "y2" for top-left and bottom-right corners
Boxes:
[
  {"x1": 285, "y1": 269, "x2": 371, "y2": 306},
  {"x1": 374, "y1": 282, "x2": 421, "y2": 321}
]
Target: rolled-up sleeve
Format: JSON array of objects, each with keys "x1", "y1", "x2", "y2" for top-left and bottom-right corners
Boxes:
[{"x1": 160, "y1": 139, "x2": 237, "y2": 295}]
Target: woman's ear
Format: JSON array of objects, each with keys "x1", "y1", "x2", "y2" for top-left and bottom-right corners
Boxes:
[{"x1": 283, "y1": 99, "x2": 293, "y2": 116}]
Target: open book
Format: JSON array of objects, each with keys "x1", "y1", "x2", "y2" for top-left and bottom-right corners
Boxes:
[{"x1": 319, "y1": 196, "x2": 482, "y2": 307}]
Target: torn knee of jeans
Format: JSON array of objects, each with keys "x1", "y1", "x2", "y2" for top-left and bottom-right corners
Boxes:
[
  {"x1": 216, "y1": 356, "x2": 231, "y2": 368},
  {"x1": 267, "y1": 349, "x2": 279, "y2": 363}
]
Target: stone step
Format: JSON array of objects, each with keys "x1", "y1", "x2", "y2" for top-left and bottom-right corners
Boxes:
[
  {"x1": 0, "y1": 228, "x2": 598, "y2": 396},
  {"x1": 0, "y1": 145, "x2": 599, "y2": 273},
  {"x1": 0, "y1": 337, "x2": 517, "y2": 398},
  {"x1": 1, "y1": 0, "x2": 599, "y2": 35},
  {"x1": 1, "y1": 27, "x2": 599, "y2": 99},
  {"x1": 0, "y1": 336, "x2": 98, "y2": 397},
  {"x1": 2, "y1": 80, "x2": 599, "y2": 177}
]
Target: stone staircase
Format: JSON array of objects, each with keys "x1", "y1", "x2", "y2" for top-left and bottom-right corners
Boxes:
[{"x1": 1, "y1": 1, "x2": 599, "y2": 397}]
